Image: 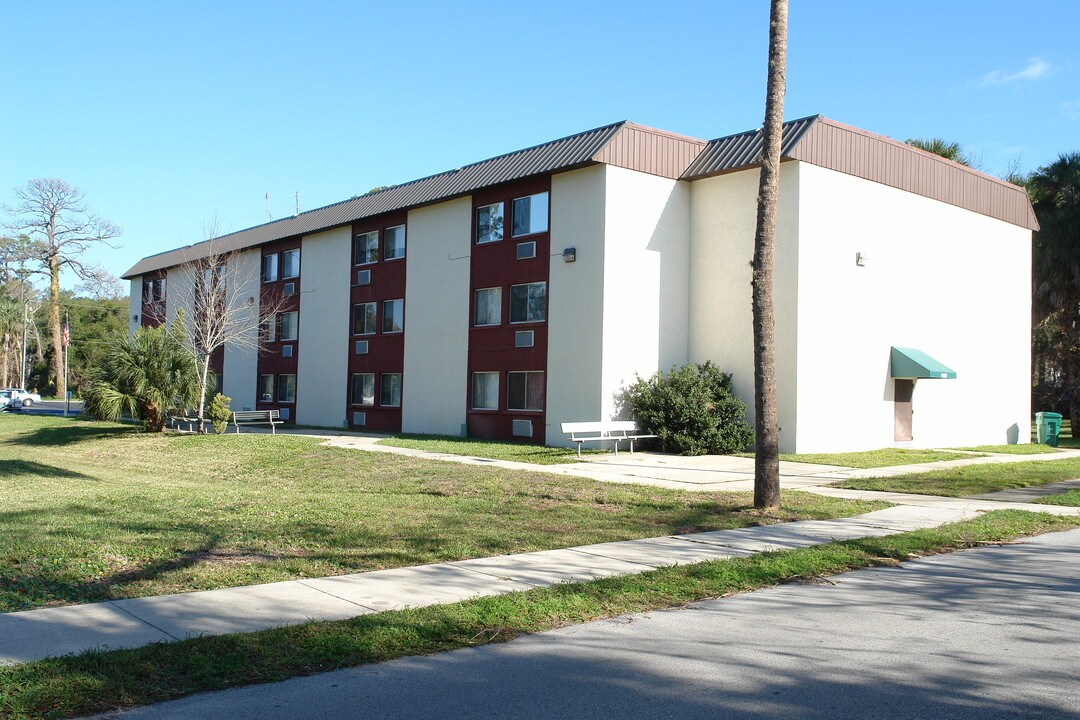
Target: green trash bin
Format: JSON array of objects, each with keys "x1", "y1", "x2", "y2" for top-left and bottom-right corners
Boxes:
[{"x1": 1036, "y1": 411, "x2": 1063, "y2": 447}]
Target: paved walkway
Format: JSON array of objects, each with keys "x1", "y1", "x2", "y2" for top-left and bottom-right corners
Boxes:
[{"x1": 968, "y1": 478, "x2": 1080, "y2": 502}]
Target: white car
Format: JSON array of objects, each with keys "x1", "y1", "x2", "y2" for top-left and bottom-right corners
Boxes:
[
  {"x1": 2, "y1": 389, "x2": 42, "y2": 407},
  {"x1": 0, "y1": 391, "x2": 13, "y2": 411}
]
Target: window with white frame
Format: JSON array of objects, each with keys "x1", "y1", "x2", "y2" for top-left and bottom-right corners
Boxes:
[
  {"x1": 277, "y1": 374, "x2": 297, "y2": 403},
  {"x1": 281, "y1": 249, "x2": 301, "y2": 279},
  {"x1": 354, "y1": 231, "x2": 378, "y2": 265},
  {"x1": 512, "y1": 192, "x2": 549, "y2": 237},
  {"x1": 262, "y1": 254, "x2": 279, "y2": 282},
  {"x1": 258, "y1": 374, "x2": 274, "y2": 402},
  {"x1": 507, "y1": 371, "x2": 543, "y2": 411},
  {"x1": 351, "y1": 373, "x2": 375, "y2": 406},
  {"x1": 382, "y1": 298, "x2": 404, "y2": 333},
  {"x1": 471, "y1": 372, "x2": 499, "y2": 410},
  {"x1": 476, "y1": 202, "x2": 504, "y2": 244},
  {"x1": 278, "y1": 311, "x2": 298, "y2": 341},
  {"x1": 353, "y1": 302, "x2": 377, "y2": 335},
  {"x1": 384, "y1": 224, "x2": 406, "y2": 260},
  {"x1": 473, "y1": 287, "x2": 501, "y2": 326},
  {"x1": 260, "y1": 314, "x2": 277, "y2": 343},
  {"x1": 381, "y1": 373, "x2": 402, "y2": 407},
  {"x1": 509, "y1": 282, "x2": 546, "y2": 323}
]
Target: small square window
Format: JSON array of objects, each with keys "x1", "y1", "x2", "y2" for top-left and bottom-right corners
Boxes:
[
  {"x1": 509, "y1": 282, "x2": 546, "y2": 324},
  {"x1": 355, "y1": 269, "x2": 371, "y2": 286},
  {"x1": 382, "y1": 299, "x2": 404, "y2": 333},
  {"x1": 384, "y1": 224, "x2": 406, "y2": 260},
  {"x1": 514, "y1": 330, "x2": 534, "y2": 348},
  {"x1": 354, "y1": 231, "x2": 378, "y2": 265},
  {"x1": 512, "y1": 192, "x2": 549, "y2": 237},
  {"x1": 281, "y1": 344, "x2": 294, "y2": 358},
  {"x1": 283, "y1": 282, "x2": 296, "y2": 296},
  {"x1": 281, "y1": 249, "x2": 301, "y2": 279},
  {"x1": 351, "y1": 373, "x2": 375, "y2": 406},
  {"x1": 279, "y1": 407, "x2": 291, "y2": 421},
  {"x1": 473, "y1": 287, "x2": 502, "y2": 326},
  {"x1": 277, "y1": 374, "x2": 297, "y2": 403},
  {"x1": 476, "y1": 202, "x2": 504, "y2": 244},
  {"x1": 352, "y1": 411, "x2": 367, "y2": 426},
  {"x1": 262, "y1": 253, "x2": 279, "y2": 283},
  {"x1": 516, "y1": 241, "x2": 536, "y2": 260},
  {"x1": 471, "y1": 371, "x2": 499, "y2": 410},
  {"x1": 353, "y1": 302, "x2": 377, "y2": 335},
  {"x1": 380, "y1": 373, "x2": 402, "y2": 407},
  {"x1": 512, "y1": 419, "x2": 533, "y2": 437},
  {"x1": 355, "y1": 340, "x2": 369, "y2": 354},
  {"x1": 507, "y1": 371, "x2": 543, "y2": 411}
]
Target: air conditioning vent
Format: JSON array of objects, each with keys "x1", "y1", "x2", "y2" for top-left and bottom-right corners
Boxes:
[
  {"x1": 352, "y1": 411, "x2": 366, "y2": 426},
  {"x1": 516, "y1": 241, "x2": 537, "y2": 260},
  {"x1": 512, "y1": 419, "x2": 533, "y2": 437},
  {"x1": 355, "y1": 340, "x2": 369, "y2": 355},
  {"x1": 356, "y1": 269, "x2": 371, "y2": 285},
  {"x1": 514, "y1": 330, "x2": 534, "y2": 348},
  {"x1": 283, "y1": 282, "x2": 296, "y2": 296},
  {"x1": 279, "y1": 407, "x2": 291, "y2": 420},
  {"x1": 282, "y1": 344, "x2": 294, "y2": 358}
]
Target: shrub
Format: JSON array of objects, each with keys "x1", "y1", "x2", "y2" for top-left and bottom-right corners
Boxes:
[
  {"x1": 208, "y1": 393, "x2": 232, "y2": 434},
  {"x1": 622, "y1": 362, "x2": 754, "y2": 455}
]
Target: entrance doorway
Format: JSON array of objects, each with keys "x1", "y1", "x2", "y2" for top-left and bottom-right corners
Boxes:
[{"x1": 894, "y1": 379, "x2": 913, "y2": 441}]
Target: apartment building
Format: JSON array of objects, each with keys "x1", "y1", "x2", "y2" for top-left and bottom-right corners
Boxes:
[{"x1": 123, "y1": 116, "x2": 1037, "y2": 452}]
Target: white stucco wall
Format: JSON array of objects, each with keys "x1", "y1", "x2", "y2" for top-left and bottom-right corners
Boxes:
[
  {"x1": 688, "y1": 164, "x2": 801, "y2": 451},
  {"x1": 221, "y1": 249, "x2": 261, "y2": 412},
  {"x1": 296, "y1": 227, "x2": 351, "y2": 428},
  {"x1": 164, "y1": 265, "x2": 195, "y2": 326},
  {"x1": 793, "y1": 162, "x2": 1032, "y2": 451},
  {"x1": 401, "y1": 197, "x2": 472, "y2": 436},
  {"x1": 600, "y1": 165, "x2": 691, "y2": 420},
  {"x1": 128, "y1": 278, "x2": 142, "y2": 336},
  {"x1": 546, "y1": 166, "x2": 607, "y2": 445}
]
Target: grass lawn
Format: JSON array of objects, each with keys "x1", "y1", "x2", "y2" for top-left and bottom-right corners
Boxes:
[
  {"x1": 377, "y1": 433, "x2": 601, "y2": 464},
  {"x1": 738, "y1": 448, "x2": 979, "y2": 469},
  {"x1": 0, "y1": 415, "x2": 883, "y2": 612},
  {"x1": 956, "y1": 444, "x2": 1061, "y2": 455},
  {"x1": 0, "y1": 510, "x2": 1073, "y2": 720},
  {"x1": 834, "y1": 457, "x2": 1080, "y2": 497},
  {"x1": 1033, "y1": 489, "x2": 1080, "y2": 506}
]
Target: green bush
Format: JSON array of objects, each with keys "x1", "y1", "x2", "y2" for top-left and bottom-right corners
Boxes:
[
  {"x1": 208, "y1": 393, "x2": 232, "y2": 434},
  {"x1": 623, "y1": 362, "x2": 754, "y2": 455}
]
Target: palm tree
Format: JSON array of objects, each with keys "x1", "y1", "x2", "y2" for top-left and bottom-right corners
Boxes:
[
  {"x1": 83, "y1": 319, "x2": 200, "y2": 432},
  {"x1": 752, "y1": 0, "x2": 788, "y2": 511},
  {"x1": 905, "y1": 138, "x2": 972, "y2": 167},
  {"x1": 1029, "y1": 152, "x2": 1080, "y2": 422}
]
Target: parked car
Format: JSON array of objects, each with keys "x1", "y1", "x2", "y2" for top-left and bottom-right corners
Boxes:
[
  {"x1": 0, "y1": 391, "x2": 13, "y2": 412},
  {"x1": 2, "y1": 389, "x2": 42, "y2": 407}
]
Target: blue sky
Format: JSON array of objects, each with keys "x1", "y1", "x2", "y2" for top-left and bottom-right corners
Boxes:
[{"x1": 2, "y1": 0, "x2": 1077, "y2": 289}]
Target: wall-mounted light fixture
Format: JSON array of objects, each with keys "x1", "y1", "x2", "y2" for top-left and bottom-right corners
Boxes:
[
  {"x1": 855, "y1": 251, "x2": 868, "y2": 267},
  {"x1": 132, "y1": 314, "x2": 139, "y2": 323},
  {"x1": 562, "y1": 247, "x2": 577, "y2": 263}
]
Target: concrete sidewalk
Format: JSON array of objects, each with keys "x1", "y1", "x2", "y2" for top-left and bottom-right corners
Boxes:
[{"x1": 3, "y1": 499, "x2": 1078, "y2": 666}]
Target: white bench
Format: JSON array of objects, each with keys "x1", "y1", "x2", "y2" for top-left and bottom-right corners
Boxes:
[
  {"x1": 230, "y1": 409, "x2": 282, "y2": 434},
  {"x1": 561, "y1": 421, "x2": 657, "y2": 458},
  {"x1": 168, "y1": 414, "x2": 201, "y2": 432}
]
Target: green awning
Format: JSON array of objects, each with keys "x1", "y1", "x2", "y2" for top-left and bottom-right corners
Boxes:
[{"x1": 890, "y1": 347, "x2": 956, "y2": 379}]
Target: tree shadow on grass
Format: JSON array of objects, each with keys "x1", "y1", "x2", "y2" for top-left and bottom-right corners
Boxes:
[
  {"x1": 4, "y1": 422, "x2": 138, "y2": 447},
  {"x1": 1, "y1": 460, "x2": 96, "y2": 480}
]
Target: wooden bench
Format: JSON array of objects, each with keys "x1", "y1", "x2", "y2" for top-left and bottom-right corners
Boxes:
[
  {"x1": 561, "y1": 421, "x2": 657, "y2": 458},
  {"x1": 230, "y1": 409, "x2": 282, "y2": 434}
]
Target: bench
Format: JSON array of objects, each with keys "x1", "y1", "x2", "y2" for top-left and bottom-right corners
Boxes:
[
  {"x1": 230, "y1": 409, "x2": 282, "y2": 434},
  {"x1": 168, "y1": 414, "x2": 201, "y2": 432},
  {"x1": 561, "y1": 421, "x2": 658, "y2": 458}
]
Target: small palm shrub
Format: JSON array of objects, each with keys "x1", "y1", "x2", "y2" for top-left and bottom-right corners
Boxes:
[
  {"x1": 623, "y1": 362, "x2": 754, "y2": 456},
  {"x1": 208, "y1": 393, "x2": 232, "y2": 434}
]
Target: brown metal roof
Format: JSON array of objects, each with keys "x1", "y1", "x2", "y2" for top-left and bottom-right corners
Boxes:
[
  {"x1": 682, "y1": 115, "x2": 1038, "y2": 231},
  {"x1": 122, "y1": 122, "x2": 706, "y2": 278}
]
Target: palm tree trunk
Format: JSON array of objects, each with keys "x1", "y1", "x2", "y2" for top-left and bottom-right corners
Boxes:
[{"x1": 752, "y1": 0, "x2": 788, "y2": 510}]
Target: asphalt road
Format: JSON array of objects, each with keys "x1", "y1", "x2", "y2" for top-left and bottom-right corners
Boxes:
[
  {"x1": 4, "y1": 399, "x2": 83, "y2": 415},
  {"x1": 96, "y1": 529, "x2": 1080, "y2": 720}
]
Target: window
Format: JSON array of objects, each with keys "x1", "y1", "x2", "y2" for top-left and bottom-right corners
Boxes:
[
  {"x1": 354, "y1": 340, "x2": 369, "y2": 354},
  {"x1": 277, "y1": 374, "x2": 297, "y2": 403},
  {"x1": 278, "y1": 311, "x2": 298, "y2": 341},
  {"x1": 473, "y1": 287, "x2": 501, "y2": 326},
  {"x1": 380, "y1": 373, "x2": 402, "y2": 407},
  {"x1": 351, "y1": 373, "x2": 375, "y2": 406},
  {"x1": 471, "y1": 372, "x2": 499, "y2": 410},
  {"x1": 384, "y1": 224, "x2": 406, "y2": 260},
  {"x1": 509, "y1": 282, "x2": 546, "y2": 323},
  {"x1": 153, "y1": 278, "x2": 166, "y2": 302},
  {"x1": 507, "y1": 371, "x2": 543, "y2": 411},
  {"x1": 262, "y1": 253, "x2": 279, "y2": 282},
  {"x1": 354, "y1": 231, "x2": 378, "y2": 265},
  {"x1": 382, "y1": 298, "x2": 404, "y2": 333},
  {"x1": 258, "y1": 374, "x2": 274, "y2": 402},
  {"x1": 281, "y1": 344, "x2": 293, "y2": 358},
  {"x1": 514, "y1": 330, "x2": 534, "y2": 348},
  {"x1": 283, "y1": 282, "x2": 296, "y2": 297},
  {"x1": 516, "y1": 241, "x2": 536, "y2": 260},
  {"x1": 476, "y1": 202, "x2": 504, "y2": 244},
  {"x1": 355, "y1": 269, "x2": 371, "y2": 286},
  {"x1": 512, "y1": 192, "x2": 549, "y2": 237},
  {"x1": 142, "y1": 282, "x2": 152, "y2": 303},
  {"x1": 260, "y1": 314, "x2": 277, "y2": 343},
  {"x1": 281, "y1": 249, "x2": 301, "y2": 279},
  {"x1": 353, "y1": 302, "x2": 377, "y2": 335}
]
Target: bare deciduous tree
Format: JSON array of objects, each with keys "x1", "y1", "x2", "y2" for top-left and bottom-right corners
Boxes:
[
  {"x1": 752, "y1": 0, "x2": 788, "y2": 511},
  {"x1": 4, "y1": 179, "x2": 120, "y2": 397}
]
